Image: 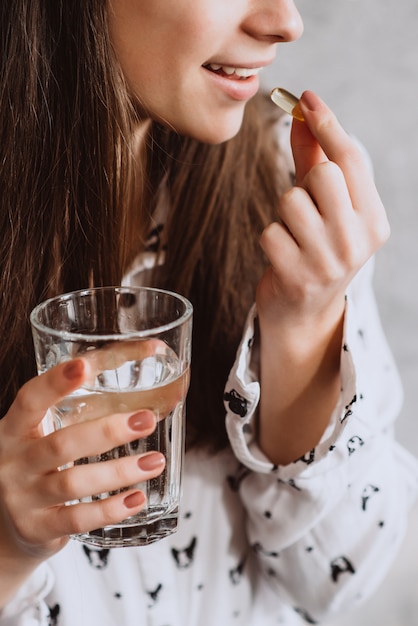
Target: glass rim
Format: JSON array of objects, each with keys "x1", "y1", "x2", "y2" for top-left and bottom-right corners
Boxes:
[{"x1": 30, "y1": 286, "x2": 193, "y2": 342}]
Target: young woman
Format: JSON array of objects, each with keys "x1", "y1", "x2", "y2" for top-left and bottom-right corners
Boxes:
[{"x1": 0, "y1": 1, "x2": 417, "y2": 624}]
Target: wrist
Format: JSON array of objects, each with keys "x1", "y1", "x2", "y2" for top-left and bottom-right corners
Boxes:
[
  {"x1": 257, "y1": 305, "x2": 345, "y2": 466},
  {"x1": 0, "y1": 553, "x2": 43, "y2": 609},
  {"x1": 0, "y1": 524, "x2": 49, "y2": 608},
  {"x1": 257, "y1": 293, "x2": 346, "y2": 356}
]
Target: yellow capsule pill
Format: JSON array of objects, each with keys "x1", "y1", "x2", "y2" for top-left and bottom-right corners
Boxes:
[{"x1": 270, "y1": 87, "x2": 304, "y2": 122}]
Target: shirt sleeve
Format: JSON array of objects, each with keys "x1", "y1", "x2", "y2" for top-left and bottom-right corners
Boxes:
[
  {"x1": 0, "y1": 565, "x2": 53, "y2": 625},
  {"x1": 224, "y1": 257, "x2": 418, "y2": 623}
]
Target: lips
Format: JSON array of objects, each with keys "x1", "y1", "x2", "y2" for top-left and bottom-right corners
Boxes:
[{"x1": 203, "y1": 63, "x2": 262, "y2": 80}]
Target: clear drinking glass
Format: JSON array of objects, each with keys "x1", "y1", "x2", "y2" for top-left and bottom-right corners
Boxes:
[{"x1": 30, "y1": 286, "x2": 192, "y2": 548}]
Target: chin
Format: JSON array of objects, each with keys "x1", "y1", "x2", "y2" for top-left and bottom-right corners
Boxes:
[
  {"x1": 160, "y1": 103, "x2": 244, "y2": 144},
  {"x1": 183, "y1": 114, "x2": 245, "y2": 145},
  {"x1": 200, "y1": 125, "x2": 242, "y2": 145}
]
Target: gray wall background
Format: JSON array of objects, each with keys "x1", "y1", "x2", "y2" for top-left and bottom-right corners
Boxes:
[{"x1": 262, "y1": 1, "x2": 418, "y2": 623}]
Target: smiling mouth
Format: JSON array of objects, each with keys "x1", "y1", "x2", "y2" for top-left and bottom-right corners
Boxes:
[{"x1": 203, "y1": 63, "x2": 262, "y2": 80}]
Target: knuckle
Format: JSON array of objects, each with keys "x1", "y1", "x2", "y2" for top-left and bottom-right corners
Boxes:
[
  {"x1": 283, "y1": 185, "x2": 309, "y2": 205},
  {"x1": 13, "y1": 382, "x2": 34, "y2": 414},
  {"x1": 259, "y1": 221, "x2": 282, "y2": 255},
  {"x1": 315, "y1": 111, "x2": 335, "y2": 135},
  {"x1": 374, "y1": 216, "x2": 391, "y2": 246},
  {"x1": 43, "y1": 430, "x2": 72, "y2": 461},
  {"x1": 363, "y1": 208, "x2": 391, "y2": 253},
  {"x1": 64, "y1": 505, "x2": 86, "y2": 535},
  {"x1": 316, "y1": 254, "x2": 345, "y2": 286},
  {"x1": 100, "y1": 417, "x2": 121, "y2": 444},
  {"x1": 11, "y1": 518, "x2": 32, "y2": 543},
  {"x1": 98, "y1": 495, "x2": 129, "y2": 527},
  {"x1": 110, "y1": 458, "x2": 126, "y2": 484},
  {"x1": 312, "y1": 160, "x2": 342, "y2": 180},
  {"x1": 335, "y1": 240, "x2": 360, "y2": 273},
  {"x1": 304, "y1": 161, "x2": 342, "y2": 191},
  {"x1": 54, "y1": 468, "x2": 78, "y2": 499},
  {"x1": 113, "y1": 457, "x2": 136, "y2": 485},
  {"x1": 339, "y1": 144, "x2": 365, "y2": 170}
]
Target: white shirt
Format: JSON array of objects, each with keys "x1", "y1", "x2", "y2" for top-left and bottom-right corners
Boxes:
[{"x1": 2, "y1": 118, "x2": 418, "y2": 626}]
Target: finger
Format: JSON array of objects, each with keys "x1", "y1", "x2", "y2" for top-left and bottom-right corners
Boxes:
[
  {"x1": 303, "y1": 161, "x2": 353, "y2": 222},
  {"x1": 36, "y1": 489, "x2": 148, "y2": 541},
  {"x1": 291, "y1": 117, "x2": 328, "y2": 186},
  {"x1": 275, "y1": 186, "x2": 323, "y2": 251},
  {"x1": 297, "y1": 91, "x2": 381, "y2": 210},
  {"x1": 82, "y1": 339, "x2": 176, "y2": 384},
  {"x1": 4, "y1": 359, "x2": 90, "y2": 436},
  {"x1": 301, "y1": 162, "x2": 359, "y2": 260},
  {"x1": 40, "y1": 451, "x2": 165, "y2": 505},
  {"x1": 32, "y1": 409, "x2": 157, "y2": 472},
  {"x1": 259, "y1": 218, "x2": 301, "y2": 273},
  {"x1": 48, "y1": 367, "x2": 188, "y2": 424}
]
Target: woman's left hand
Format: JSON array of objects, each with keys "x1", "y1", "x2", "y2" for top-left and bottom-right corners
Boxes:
[
  {"x1": 255, "y1": 91, "x2": 390, "y2": 465},
  {"x1": 257, "y1": 90, "x2": 389, "y2": 330}
]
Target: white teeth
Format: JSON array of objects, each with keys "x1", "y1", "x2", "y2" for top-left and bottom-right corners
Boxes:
[
  {"x1": 235, "y1": 67, "x2": 259, "y2": 78},
  {"x1": 206, "y1": 64, "x2": 261, "y2": 78}
]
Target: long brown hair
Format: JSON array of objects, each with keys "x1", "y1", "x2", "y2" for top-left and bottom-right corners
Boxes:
[{"x1": 0, "y1": 1, "x2": 291, "y2": 451}]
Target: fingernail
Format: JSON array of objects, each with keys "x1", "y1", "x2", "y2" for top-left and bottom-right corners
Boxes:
[
  {"x1": 137, "y1": 452, "x2": 165, "y2": 472},
  {"x1": 124, "y1": 491, "x2": 145, "y2": 509},
  {"x1": 128, "y1": 411, "x2": 155, "y2": 432},
  {"x1": 291, "y1": 101, "x2": 304, "y2": 122},
  {"x1": 300, "y1": 90, "x2": 322, "y2": 112},
  {"x1": 63, "y1": 359, "x2": 84, "y2": 380}
]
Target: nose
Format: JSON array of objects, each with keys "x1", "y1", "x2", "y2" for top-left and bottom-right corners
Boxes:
[{"x1": 242, "y1": 0, "x2": 304, "y2": 44}]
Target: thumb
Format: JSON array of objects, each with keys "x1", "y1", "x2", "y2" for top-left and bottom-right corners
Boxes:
[
  {"x1": 3, "y1": 359, "x2": 89, "y2": 437},
  {"x1": 290, "y1": 94, "x2": 328, "y2": 186}
]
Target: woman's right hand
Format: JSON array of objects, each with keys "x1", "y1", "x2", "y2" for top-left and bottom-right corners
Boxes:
[{"x1": 0, "y1": 358, "x2": 164, "y2": 603}]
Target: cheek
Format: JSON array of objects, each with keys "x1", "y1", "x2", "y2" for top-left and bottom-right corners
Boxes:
[
  {"x1": 108, "y1": 3, "x2": 246, "y2": 143},
  {"x1": 108, "y1": 8, "x2": 175, "y2": 93},
  {"x1": 113, "y1": 35, "x2": 193, "y2": 113},
  {"x1": 116, "y1": 58, "x2": 247, "y2": 144}
]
